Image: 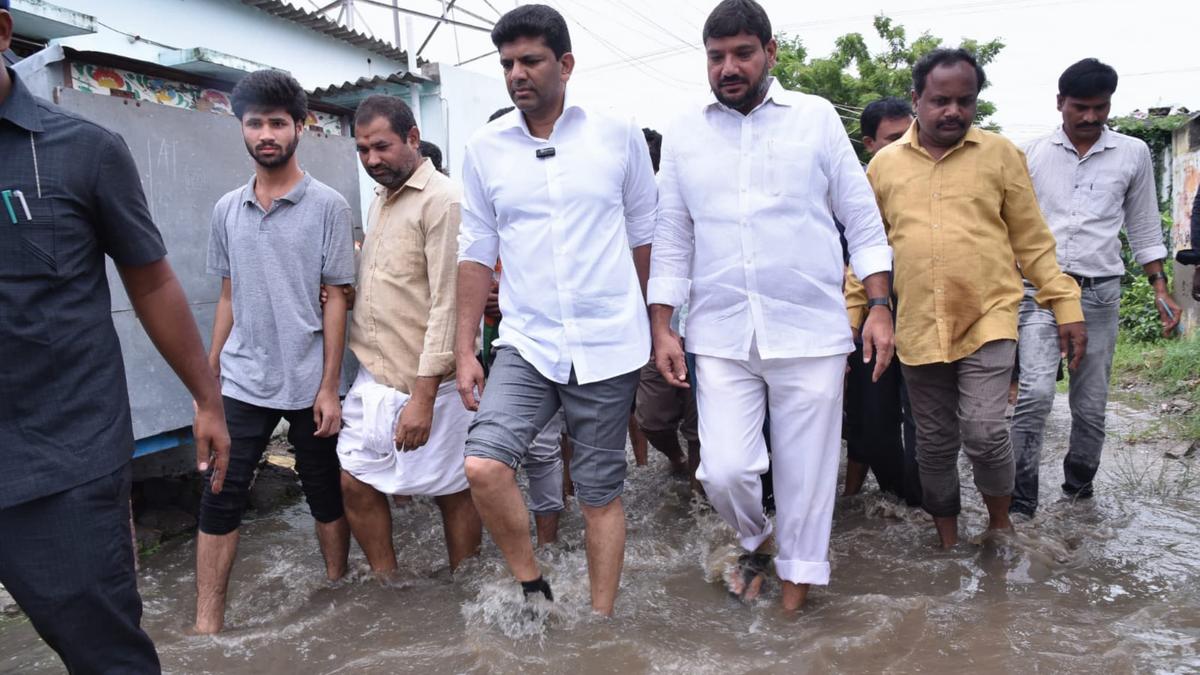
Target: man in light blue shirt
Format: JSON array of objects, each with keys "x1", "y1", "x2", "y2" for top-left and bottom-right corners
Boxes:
[{"x1": 1012, "y1": 59, "x2": 1182, "y2": 517}]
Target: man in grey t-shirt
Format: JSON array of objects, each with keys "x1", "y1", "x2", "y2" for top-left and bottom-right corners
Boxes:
[{"x1": 195, "y1": 70, "x2": 356, "y2": 634}]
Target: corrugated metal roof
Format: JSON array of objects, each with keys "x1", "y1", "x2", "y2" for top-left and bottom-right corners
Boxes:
[
  {"x1": 308, "y1": 72, "x2": 430, "y2": 108},
  {"x1": 241, "y1": 0, "x2": 417, "y2": 66}
]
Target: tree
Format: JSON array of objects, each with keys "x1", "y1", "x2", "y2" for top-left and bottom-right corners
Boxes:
[{"x1": 771, "y1": 15, "x2": 1005, "y2": 161}]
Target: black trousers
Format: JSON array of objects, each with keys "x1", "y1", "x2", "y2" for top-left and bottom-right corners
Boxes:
[
  {"x1": 0, "y1": 464, "x2": 160, "y2": 674},
  {"x1": 844, "y1": 342, "x2": 922, "y2": 506},
  {"x1": 199, "y1": 396, "x2": 344, "y2": 535}
]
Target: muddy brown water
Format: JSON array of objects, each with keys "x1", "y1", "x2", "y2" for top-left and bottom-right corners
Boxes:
[{"x1": 3, "y1": 392, "x2": 1198, "y2": 674}]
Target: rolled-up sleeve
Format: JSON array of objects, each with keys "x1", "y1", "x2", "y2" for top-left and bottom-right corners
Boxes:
[
  {"x1": 623, "y1": 119, "x2": 658, "y2": 248},
  {"x1": 418, "y1": 201, "x2": 461, "y2": 379},
  {"x1": 647, "y1": 127, "x2": 693, "y2": 308},
  {"x1": 457, "y1": 144, "x2": 499, "y2": 268},
  {"x1": 823, "y1": 101, "x2": 891, "y2": 281},
  {"x1": 1123, "y1": 142, "x2": 1168, "y2": 266}
]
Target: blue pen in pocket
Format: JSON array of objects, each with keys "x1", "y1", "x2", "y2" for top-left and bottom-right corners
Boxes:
[{"x1": 1, "y1": 190, "x2": 16, "y2": 224}]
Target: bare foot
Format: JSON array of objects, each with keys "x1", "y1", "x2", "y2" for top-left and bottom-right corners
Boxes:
[
  {"x1": 726, "y1": 551, "x2": 772, "y2": 602},
  {"x1": 780, "y1": 581, "x2": 809, "y2": 611},
  {"x1": 843, "y1": 459, "x2": 868, "y2": 497}
]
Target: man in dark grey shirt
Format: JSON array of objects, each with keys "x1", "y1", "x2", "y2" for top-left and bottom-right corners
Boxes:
[
  {"x1": 0, "y1": 4, "x2": 229, "y2": 671},
  {"x1": 195, "y1": 70, "x2": 355, "y2": 634}
]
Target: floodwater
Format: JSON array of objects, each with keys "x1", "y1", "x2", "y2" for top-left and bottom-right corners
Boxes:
[{"x1": 3, "y1": 391, "x2": 1198, "y2": 674}]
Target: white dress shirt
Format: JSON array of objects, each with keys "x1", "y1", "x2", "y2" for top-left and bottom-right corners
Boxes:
[
  {"x1": 458, "y1": 95, "x2": 657, "y2": 384},
  {"x1": 648, "y1": 79, "x2": 892, "y2": 361},
  {"x1": 1023, "y1": 126, "x2": 1167, "y2": 278}
]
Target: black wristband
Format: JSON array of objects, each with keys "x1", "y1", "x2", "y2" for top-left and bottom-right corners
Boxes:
[
  {"x1": 1147, "y1": 272, "x2": 1168, "y2": 287},
  {"x1": 866, "y1": 297, "x2": 890, "y2": 310}
]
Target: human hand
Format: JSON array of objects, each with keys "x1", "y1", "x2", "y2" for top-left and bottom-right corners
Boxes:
[
  {"x1": 394, "y1": 396, "x2": 434, "y2": 451},
  {"x1": 484, "y1": 279, "x2": 502, "y2": 321},
  {"x1": 319, "y1": 284, "x2": 356, "y2": 310},
  {"x1": 861, "y1": 305, "x2": 895, "y2": 383},
  {"x1": 653, "y1": 328, "x2": 689, "y2": 389},
  {"x1": 456, "y1": 353, "x2": 486, "y2": 411},
  {"x1": 1058, "y1": 321, "x2": 1088, "y2": 370},
  {"x1": 193, "y1": 398, "x2": 231, "y2": 493},
  {"x1": 1155, "y1": 291, "x2": 1182, "y2": 337},
  {"x1": 312, "y1": 387, "x2": 343, "y2": 437}
]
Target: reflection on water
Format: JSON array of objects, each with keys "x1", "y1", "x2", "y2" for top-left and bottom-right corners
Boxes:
[{"x1": 3, "y1": 394, "x2": 1198, "y2": 674}]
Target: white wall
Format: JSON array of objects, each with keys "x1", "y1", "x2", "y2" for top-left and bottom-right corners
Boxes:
[
  {"x1": 52, "y1": 0, "x2": 409, "y2": 90},
  {"x1": 435, "y1": 63, "x2": 512, "y2": 180}
]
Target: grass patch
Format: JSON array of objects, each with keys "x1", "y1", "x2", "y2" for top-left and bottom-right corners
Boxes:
[{"x1": 1110, "y1": 334, "x2": 1200, "y2": 441}]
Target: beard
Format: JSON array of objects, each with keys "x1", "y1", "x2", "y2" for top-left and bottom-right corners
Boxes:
[
  {"x1": 247, "y1": 136, "x2": 299, "y2": 169},
  {"x1": 713, "y1": 67, "x2": 771, "y2": 111}
]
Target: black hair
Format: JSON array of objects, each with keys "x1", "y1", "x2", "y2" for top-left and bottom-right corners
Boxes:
[
  {"x1": 0, "y1": 1, "x2": 9, "y2": 11},
  {"x1": 860, "y1": 97, "x2": 913, "y2": 139},
  {"x1": 353, "y1": 95, "x2": 416, "y2": 138},
  {"x1": 912, "y1": 48, "x2": 987, "y2": 96},
  {"x1": 488, "y1": 106, "x2": 515, "y2": 122},
  {"x1": 1058, "y1": 58, "x2": 1118, "y2": 98},
  {"x1": 642, "y1": 127, "x2": 662, "y2": 173},
  {"x1": 419, "y1": 140, "x2": 443, "y2": 172},
  {"x1": 231, "y1": 69, "x2": 307, "y2": 123},
  {"x1": 702, "y1": 0, "x2": 772, "y2": 48},
  {"x1": 491, "y1": 4, "x2": 571, "y2": 59}
]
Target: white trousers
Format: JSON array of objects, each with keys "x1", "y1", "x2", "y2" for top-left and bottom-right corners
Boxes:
[{"x1": 694, "y1": 346, "x2": 846, "y2": 585}]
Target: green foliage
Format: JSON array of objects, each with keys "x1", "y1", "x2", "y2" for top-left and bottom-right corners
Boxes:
[
  {"x1": 1119, "y1": 268, "x2": 1170, "y2": 344},
  {"x1": 771, "y1": 15, "x2": 1005, "y2": 161},
  {"x1": 1109, "y1": 114, "x2": 1191, "y2": 188},
  {"x1": 1111, "y1": 334, "x2": 1200, "y2": 441}
]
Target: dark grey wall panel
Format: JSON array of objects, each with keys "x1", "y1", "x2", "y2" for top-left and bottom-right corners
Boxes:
[{"x1": 55, "y1": 88, "x2": 361, "y2": 440}]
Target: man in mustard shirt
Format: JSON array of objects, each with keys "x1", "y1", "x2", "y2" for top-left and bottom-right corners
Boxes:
[{"x1": 867, "y1": 48, "x2": 1087, "y2": 548}]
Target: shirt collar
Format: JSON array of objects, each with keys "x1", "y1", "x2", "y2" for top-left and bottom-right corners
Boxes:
[
  {"x1": 1051, "y1": 124, "x2": 1117, "y2": 154},
  {"x1": 376, "y1": 157, "x2": 435, "y2": 200},
  {"x1": 903, "y1": 121, "x2": 983, "y2": 154},
  {"x1": 503, "y1": 88, "x2": 583, "y2": 135},
  {"x1": 0, "y1": 68, "x2": 45, "y2": 133},
  {"x1": 241, "y1": 171, "x2": 312, "y2": 206}
]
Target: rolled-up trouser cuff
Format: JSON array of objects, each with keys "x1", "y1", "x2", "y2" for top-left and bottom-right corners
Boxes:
[
  {"x1": 774, "y1": 558, "x2": 831, "y2": 586},
  {"x1": 974, "y1": 459, "x2": 1016, "y2": 498},
  {"x1": 464, "y1": 437, "x2": 523, "y2": 470},
  {"x1": 568, "y1": 437, "x2": 627, "y2": 508},
  {"x1": 737, "y1": 520, "x2": 774, "y2": 555}
]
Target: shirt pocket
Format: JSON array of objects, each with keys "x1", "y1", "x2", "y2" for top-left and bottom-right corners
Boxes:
[
  {"x1": 766, "y1": 140, "x2": 815, "y2": 198},
  {"x1": 2, "y1": 193, "x2": 58, "y2": 278},
  {"x1": 1084, "y1": 175, "x2": 1126, "y2": 219}
]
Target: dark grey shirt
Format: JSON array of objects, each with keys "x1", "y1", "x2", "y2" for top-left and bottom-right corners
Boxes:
[
  {"x1": 206, "y1": 173, "x2": 355, "y2": 409},
  {"x1": 0, "y1": 68, "x2": 166, "y2": 508}
]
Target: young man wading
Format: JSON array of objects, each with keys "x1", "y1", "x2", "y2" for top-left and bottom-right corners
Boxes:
[
  {"x1": 454, "y1": 4, "x2": 658, "y2": 615},
  {"x1": 195, "y1": 70, "x2": 356, "y2": 634}
]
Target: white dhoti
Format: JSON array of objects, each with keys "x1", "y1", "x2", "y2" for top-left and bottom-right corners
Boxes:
[
  {"x1": 694, "y1": 344, "x2": 846, "y2": 586},
  {"x1": 336, "y1": 366, "x2": 471, "y2": 496}
]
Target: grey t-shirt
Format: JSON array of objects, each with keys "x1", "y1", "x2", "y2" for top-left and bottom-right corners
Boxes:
[{"x1": 206, "y1": 173, "x2": 356, "y2": 410}]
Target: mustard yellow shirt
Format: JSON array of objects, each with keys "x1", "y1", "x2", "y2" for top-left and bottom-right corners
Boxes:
[
  {"x1": 865, "y1": 124, "x2": 1082, "y2": 366},
  {"x1": 349, "y1": 158, "x2": 461, "y2": 394}
]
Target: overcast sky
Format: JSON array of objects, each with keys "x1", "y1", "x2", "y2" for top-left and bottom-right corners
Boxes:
[{"x1": 338, "y1": 0, "x2": 1197, "y2": 142}]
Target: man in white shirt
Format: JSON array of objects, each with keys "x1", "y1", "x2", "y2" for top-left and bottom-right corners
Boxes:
[
  {"x1": 454, "y1": 4, "x2": 657, "y2": 616},
  {"x1": 649, "y1": 0, "x2": 894, "y2": 611},
  {"x1": 1012, "y1": 59, "x2": 1182, "y2": 517}
]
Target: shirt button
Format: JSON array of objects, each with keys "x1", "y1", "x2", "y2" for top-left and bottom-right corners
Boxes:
[
  {"x1": 932, "y1": 223, "x2": 940, "y2": 229},
  {"x1": 936, "y1": 288, "x2": 943, "y2": 293},
  {"x1": 932, "y1": 192, "x2": 941, "y2": 198}
]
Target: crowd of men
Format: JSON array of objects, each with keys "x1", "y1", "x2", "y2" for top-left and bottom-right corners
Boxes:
[{"x1": 0, "y1": 0, "x2": 1192, "y2": 671}]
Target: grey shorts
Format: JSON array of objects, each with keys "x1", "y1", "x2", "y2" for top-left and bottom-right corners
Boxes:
[{"x1": 465, "y1": 347, "x2": 639, "y2": 507}]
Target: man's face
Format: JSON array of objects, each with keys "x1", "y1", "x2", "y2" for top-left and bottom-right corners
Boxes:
[
  {"x1": 863, "y1": 116, "x2": 913, "y2": 155},
  {"x1": 1057, "y1": 93, "x2": 1111, "y2": 146},
  {"x1": 355, "y1": 115, "x2": 421, "y2": 190},
  {"x1": 912, "y1": 61, "x2": 979, "y2": 149},
  {"x1": 498, "y1": 35, "x2": 572, "y2": 115},
  {"x1": 241, "y1": 108, "x2": 301, "y2": 169},
  {"x1": 705, "y1": 32, "x2": 777, "y2": 114}
]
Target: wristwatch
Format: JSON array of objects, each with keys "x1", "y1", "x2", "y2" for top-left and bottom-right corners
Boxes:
[
  {"x1": 1146, "y1": 272, "x2": 1168, "y2": 287},
  {"x1": 866, "y1": 297, "x2": 890, "y2": 310}
]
